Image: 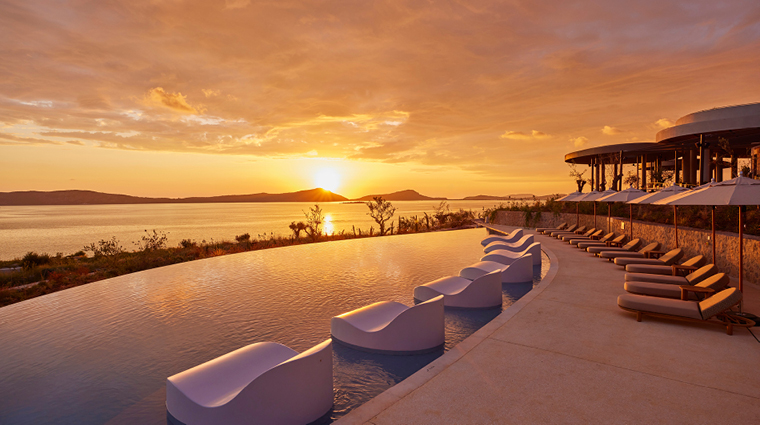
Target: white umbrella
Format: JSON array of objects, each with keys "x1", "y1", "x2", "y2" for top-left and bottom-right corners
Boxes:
[
  {"x1": 557, "y1": 191, "x2": 585, "y2": 202},
  {"x1": 693, "y1": 178, "x2": 718, "y2": 191},
  {"x1": 558, "y1": 191, "x2": 587, "y2": 226},
  {"x1": 655, "y1": 174, "x2": 760, "y2": 306},
  {"x1": 629, "y1": 184, "x2": 689, "y2": 248},
  {"x1": 628, "y1": 183, "x2": 689, "y2": 205},
  {"x1": 597, "y1": 187, "x2": 647, "y2": 240},
  {"x1": 592, "y1": 189, "x2": 618, "y2": 232},
  {"x1": 655, "y1": 179, "x2": 721, "y2": 256},
  {"x1": 575, "y1": 190, "x2": 603, "y2": 227}
]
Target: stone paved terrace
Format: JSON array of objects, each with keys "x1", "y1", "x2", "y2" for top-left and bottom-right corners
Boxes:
[{"x1": 337, "y1": 225, "x2": 760, "y2": 424}]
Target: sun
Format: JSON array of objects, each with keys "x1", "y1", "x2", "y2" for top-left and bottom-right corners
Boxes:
[{"x1": 314, "y1": 168, "x2": 341, "y2": 193}]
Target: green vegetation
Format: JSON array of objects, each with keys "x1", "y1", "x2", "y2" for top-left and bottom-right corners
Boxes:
[
  {"x1": 366, "y1": 196, "x2": 397, "y2": 236},
  {"x1": 0, "y1": 200, "x2": 478, "y2": 307},
  {"x1": 303, "y1": 204, "x2": 324, "y2": 242}
]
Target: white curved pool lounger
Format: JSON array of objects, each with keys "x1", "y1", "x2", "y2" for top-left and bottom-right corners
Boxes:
[
  {"x1": 481, "y1": 242, "x2": 541, "y2": 265},
  {"x1": 481, "y1": 228, "x2": 523, "y2": 246},
  {"x1": 166, "y1": 339, "x2": 333, "y2": 425},
  {"x1": 414, "y1": 270, "x2": 502, "y2": 309},
  {"x1": 483, "y1": 234, "x2": 534, "y2": 253},
  {"x1": 331, "y1": 296, "x2": 445, "y2": 354},
  {"x1": 459, "y1": 255, "x2": 533, "y2": 284}
]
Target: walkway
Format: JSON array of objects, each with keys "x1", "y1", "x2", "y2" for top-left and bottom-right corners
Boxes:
[{"x1": 337, "y1": 225, "x2": 760, "y2": 424}]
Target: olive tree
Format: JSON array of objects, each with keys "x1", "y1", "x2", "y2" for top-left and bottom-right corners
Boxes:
[{"x1": 366, "y1": 196, "x2": 396, "y2": 236}]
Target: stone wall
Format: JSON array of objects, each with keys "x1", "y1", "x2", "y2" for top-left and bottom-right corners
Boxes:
[{"x1": 493, "y1": 210, "x2": 760, "y2": 285}]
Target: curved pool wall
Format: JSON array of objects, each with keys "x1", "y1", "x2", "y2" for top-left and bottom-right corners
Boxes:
[{"x1": 0, "y1": 228, "x2": 549, "y2": 424}]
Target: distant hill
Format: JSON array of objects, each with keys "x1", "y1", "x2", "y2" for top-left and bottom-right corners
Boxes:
[
  {"x1": 353, "y1": 189, "x2": 446, "y2": 201},
  {"x1": 462, "y1": 195, "x2": 513, "y2": 200},
  {"x1": 461, "y1": 193, "x2": 565, "y2": 201},
  {"x1": 0, "y1": 188, "x2": 348, "y2": 206}
]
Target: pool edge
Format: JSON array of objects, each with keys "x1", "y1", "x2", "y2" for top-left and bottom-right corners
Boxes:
[{"x1": 334, "y1": 228, "x2": 560, "y2": 424}]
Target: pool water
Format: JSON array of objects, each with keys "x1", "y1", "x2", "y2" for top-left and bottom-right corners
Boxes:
[{"x1": 0, "y1": 228, "x2": 548, "y2": 424}]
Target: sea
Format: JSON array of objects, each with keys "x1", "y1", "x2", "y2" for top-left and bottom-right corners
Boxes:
[{"x1": 0, "y1": 200, "x2": 523, "y2": 260}]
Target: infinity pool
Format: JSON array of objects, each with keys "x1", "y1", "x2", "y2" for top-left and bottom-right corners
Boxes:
[{"x1": 0, "y1": 228, "x2": 548, "y2": 424}]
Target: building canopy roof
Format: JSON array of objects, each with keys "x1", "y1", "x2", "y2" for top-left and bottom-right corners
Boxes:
[{"x1": 565, "y1": 102, "x2": 760, "y2": 165}]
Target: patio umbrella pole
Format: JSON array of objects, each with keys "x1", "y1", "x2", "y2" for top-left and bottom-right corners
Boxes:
[
  {"x1": 674, "y1": 205, "x2": 678, "y2": 248},
  {"x1": 712, "y1": 206, "x2": 716, "y2": 265},
  {"x1": 576, "y1": 203, "x2": 579, "y2": 226},
  {"x1": 608, "y1": 203, "x2": 611, "y2": 233},
  {"x1": 629, "y1": 204, "x2": 633, "y2": 240},
  {"x1": 739, "y1": 206, "x2": 744, "y2": 312},
  {"x1": 593, "y1": 202, "x2": 596, "y2": 228}
]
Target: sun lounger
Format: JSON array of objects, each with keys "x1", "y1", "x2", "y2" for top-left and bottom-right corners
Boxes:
[
  {"x1": 599, "y1": 242, "x2": 660, "y2": 260},
  {"x1": 536, "y1": 222, "x2": 567, "y2": 234},
  {"x1": 331, "y1": 296, "x2": 444, "y2": 353},
  {"x1": 624, "y1": 264, "x2": 718, "y2": 285},
  {"x1": 483, "y1": 234, "x2": 534, "y2": 253},
  {"x1": 550, "y1": 225, "x2": 586, "y2": 238},
  {"x1": 459, "y1": 255, "x2": 533, "y2": 284},
  {"x1": 481, "y1": 242, "x2": 542, "y2": 265},
  {"x1": 167, "y1": 339, "x2": 333, "y2": 425},
  {"x1": 586, "y1": 238, "x2": 641, "y2": 254},
  {"x1": 562, "y1": 228, "x2": 601, "y2": 241},
  {"x1": 615, "y1": 248, "x2": 683, "y2": 267},
  {"x1": 577, "y1": 234, "x2": 625, "y2": 249},
  {"x1": 618, "y1": 287, "x2": 753, "y2": 335},
  {"x1": 481, "y1": 228, "x2": 524, "y2": 246},
  {"x1": 566, "y1": 229, "x2": 606, "y2": 244},
  {"x1": 670, "y1": 255, "x2": 708, "y2": 276},
  {"x1": 555, "y1": 227, "x2": 595, "y2": 241},
  {"x1": 543, "y1": 224, "x2": 577, "y2": 235},
  {"x1": 414, "y1": 270, "x2": 502, "y2": 308},
  {"x1": 624, "y1": 254, "x2": 705, "y2": 275},
  {"x1": 560, "y1": 228, "x2": 597, "y2": 241},
  {"x1": 624, "y1": 273, "x2": 729, "y2": 300}
]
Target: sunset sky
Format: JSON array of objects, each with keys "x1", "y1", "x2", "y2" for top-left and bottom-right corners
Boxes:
[{"x1": 1, "y1": 0, "x2": 759, "y2": 199}]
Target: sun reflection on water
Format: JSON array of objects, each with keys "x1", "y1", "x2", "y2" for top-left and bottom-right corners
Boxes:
[{"x1": 323, "y1": 213, "x2": 334, "y2": 235}]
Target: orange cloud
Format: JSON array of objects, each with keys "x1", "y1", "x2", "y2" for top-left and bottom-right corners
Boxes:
[
  {"x1": 500, "y1": 130, "x2": 551, "y2": 140},
  {"x1": 602, "y1": 126, "x2": 622, "y2": 135},
  {"x1": 202, "y1": 89, "x2": 220, "y2": 98},
  {"x1": 146, "y1": 87, "x2": 201, "y2": 114},
  {"x1": 655, "y1": 118, "x2": 674, "y2": 129},
  {"x1": 572, "y1": 137, "x2": 589, "y2": 148}
]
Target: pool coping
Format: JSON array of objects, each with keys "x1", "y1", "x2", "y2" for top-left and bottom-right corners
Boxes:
[{"x1": 335, "y1": 226, "x2": 558, "y2": 424}]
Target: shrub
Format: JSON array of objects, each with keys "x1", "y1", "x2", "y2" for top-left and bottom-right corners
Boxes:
[
  {"x1": 235, "y1": 233, "x2": 251, "y2": 243},
  {"x1": 303, "y1": 205, "x2": 324, "y2": 242},
  {"x1": 21, "y1": 252, "x2": 50, "y2": 270},
  {"x1": 135, "y1": 229, "x2": 169, "y2": 252},
  {"x1": 433, "y1": 201, "x2": 450, "y2": 228},
  {"x1": 366, "y1": 197, "x2": 397, "y2": 236},
  {"x1": 179, "y1": 239, "x2": 197, "y2": 248},
  {"x1": 84, "y1": 236, "x2": 124, "y2": 257}
]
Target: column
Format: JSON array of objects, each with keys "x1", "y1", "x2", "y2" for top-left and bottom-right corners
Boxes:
[
  {"x1": 701, "y1": 147, "x2": 711, "y2": 184},
  {"x1": 641, "y1": 154, "x2": 648, "y2": 190},
  {"x1": 674, "y1": 150, "x2": 680, "y2": 184},
  {"x1": 619, "y1": 151, "x2": 624, "y2": 190},
  {"x1": 688, "y1": 149, "x2": 698, "y2": 185},
  {"x1": 595, "y1": 159, "x2": 600, "y2": 191}
]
